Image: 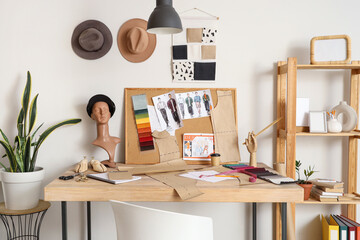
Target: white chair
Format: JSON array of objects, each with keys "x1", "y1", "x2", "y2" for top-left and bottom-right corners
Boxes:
[{"x1": 110, "y1": 200, "x2": 214, "y2": 240}]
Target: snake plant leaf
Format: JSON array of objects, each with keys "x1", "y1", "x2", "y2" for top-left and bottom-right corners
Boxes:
[
  {"x1": 21, "y1": 71, "x2": 32, "y2": 134},
  {"x1": 15, "y1": 148, "x2": 24, "y2": 172},
  {"x1": 28, "y1": 94, "x2": 39, "y2": 135},
  {"x1": 0, "y1": 129, "x2": 11, "y2": 147},
  {"x1": 0, "y1": 140, "x2": 16, "y2": 172},
  {"x1": 24, "y1": 137, "x2": 31, "y2": 172},
  {"x1": 0, "y1": 161, "x2": 9, "y2": 172},
  {"x1": 17, "y1": 108, "x2": 24, "y2": 137},
  {"x1": 31, "y1": 122, "x2": 44, "y2": 140},
  {"x1": 30, "y1": 118, "x2": 81, "y2": 170}
]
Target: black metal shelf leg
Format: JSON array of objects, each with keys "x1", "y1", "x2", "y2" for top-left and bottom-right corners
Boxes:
[
  {"x1": 253, "y1": 202, "x2": 257, "y2": 240},
  {"x1": 281, "y1": 203, "x2": 287, "y2": 240},
  {"x1": 61, "y1": 201, "x2": 67, "y2": 240},
  {"x1": 87, "y1": 201, "x2": 91, "y2": 240}
]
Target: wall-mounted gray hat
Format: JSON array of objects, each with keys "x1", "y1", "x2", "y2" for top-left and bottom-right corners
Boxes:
[{"x1": 71, "y1": 20, "x2": 113, "y2": 60}]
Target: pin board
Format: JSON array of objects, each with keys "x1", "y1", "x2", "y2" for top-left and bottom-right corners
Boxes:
[{"x1": 124, "y1": 88, "x2": 237, "y2": 165}]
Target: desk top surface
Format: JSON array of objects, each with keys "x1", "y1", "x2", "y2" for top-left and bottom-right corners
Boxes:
[{"x1": 44, "y1": 163, "x2": 304, "y2": 203}]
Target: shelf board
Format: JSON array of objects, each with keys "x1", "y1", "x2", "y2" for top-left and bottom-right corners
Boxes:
[
  {"x1": 296, "y1": 131, "x2": 360, "y2": 137},
  {"x1": 297, "y1": 64, "x2": 360, "y2": 70},
  {"x1": 301, "y1": 197, "x2": 360, "y2": 205}
]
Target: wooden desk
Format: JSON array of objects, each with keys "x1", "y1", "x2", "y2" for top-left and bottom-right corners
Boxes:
[{"x1": 44, "y1": 165, "x2": 304, "y2": 240}]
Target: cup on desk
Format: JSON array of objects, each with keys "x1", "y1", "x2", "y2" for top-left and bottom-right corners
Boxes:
[{"x1": 210, "y1": 153, "x2": 221, "y2": 166}]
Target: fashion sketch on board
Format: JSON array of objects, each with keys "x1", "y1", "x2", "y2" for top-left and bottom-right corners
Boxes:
[
  {"x1": 175, "y1": 89, "x2": 214, "y2": 120},
  {"x1": 152, "y1": 90, "x2": 183, "y2": 132}
]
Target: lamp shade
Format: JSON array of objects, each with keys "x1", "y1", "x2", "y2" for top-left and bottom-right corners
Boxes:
[{"x1": 147, "y1": 0, "x2": 182, "y2": 34}]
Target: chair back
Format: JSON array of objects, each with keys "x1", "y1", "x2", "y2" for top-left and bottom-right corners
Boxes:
[{"x1": 110, "y1": 200, "x2": 213, "y2": 240}]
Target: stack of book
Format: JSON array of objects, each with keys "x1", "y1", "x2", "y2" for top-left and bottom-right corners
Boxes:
[{"x1": 310, "y1": 179, "x2": 344, "y2": 202}]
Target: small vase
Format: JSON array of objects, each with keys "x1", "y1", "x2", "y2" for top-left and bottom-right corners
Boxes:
[
  {"x1": 297, "y1": 182, "x2": 313, "y2": 200},
  {"x1": 331, "y1": 101, "x2": 357, "y2": 132},
  {"x1": 327, "y1": 119, "x2": 342, "y2": 133}
]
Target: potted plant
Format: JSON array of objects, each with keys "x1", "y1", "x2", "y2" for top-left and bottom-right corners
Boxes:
[
  {"x1": 295, "y1": 160, "x2": 317, "y2": 200},
  {"x1": 0, "y1": 71, "x2": 81, "y2": 210}
]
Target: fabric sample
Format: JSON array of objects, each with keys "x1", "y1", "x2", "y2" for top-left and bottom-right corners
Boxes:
[
  {"x1": 172, "y1": 45, "x2": 188, "y2": 60},
  {"x1": 210, "y1": 91, "x2": 241, "y2": 162},
  {"x1": 152, "y1": 130, "x2": 180, "y2": 162},
  {"x1": 132, "y1": 94, "x2": 155, "y2": 151},
  {"x1": 201, "y1": 45, "x2": 216, "y2": 59},
  {"x1": 173, "y1": 61, "x2": 194, "y2": 82},
  {"x1": 202, "y1": 28, "x2": 217, "y2": 44},
  {"x1": 132, "y1": 94, "x2": 148, "y2": 110},
  {"x1": 187, "y1": 45, "x2": 201, "y2": 60},
  {"x1": 187, "y1": 28, "x2": 203, "y2": 43},
  {"x1": 172, "y1": 29, "x2": 187, "y2": 45},
  {"x1": 194, "y1": 62, "x2": 216, "y2": 80}
]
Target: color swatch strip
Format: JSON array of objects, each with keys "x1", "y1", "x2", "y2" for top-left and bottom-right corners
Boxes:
[{"x1": 132, "y1": 94, "x2": 154, "y2": 151}]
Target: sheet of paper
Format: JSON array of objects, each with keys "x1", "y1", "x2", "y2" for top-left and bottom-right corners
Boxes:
[
  {"x1": 148, "y1": 171, "x2": 203, "y2": 200},
  {"x1": 147, "y1": 105, "x2": 176, "y2": 136},
  {"x1": 152, "y1": 90, "x2": 183, "y2": 132},
  {"x1": 296, "y1": 98, "x2": 309, "y2": 126},
  {"x1": 180, "y1": 170, "x2": 231, "y2": 183}
]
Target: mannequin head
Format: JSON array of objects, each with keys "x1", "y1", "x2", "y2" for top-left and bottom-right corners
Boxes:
[
  {"x1": 91, "y1": 101, "x2": 111, "y2": 124},
  {"x1": 87, "y1": 94, "x2": 116, "y2": 121}
]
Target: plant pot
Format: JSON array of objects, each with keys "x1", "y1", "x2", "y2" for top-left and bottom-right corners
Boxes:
[
  {"x1": 0, "y1": 167, "x2": 44, "y2": 210},
  {"x1": 297, "y1": 182, "x2": 313, "y2": 200}
]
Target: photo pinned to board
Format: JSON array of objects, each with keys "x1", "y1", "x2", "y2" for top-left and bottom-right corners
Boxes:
[
  {"x1": 152, "y1": 90, "x2": 184, "y2": 132},
  {"x1": 175, "y1": 89, "x2": 213, "y2": 120},
  {"x1": 183, "y1": 133, "x2": 215, "y2": 161}
]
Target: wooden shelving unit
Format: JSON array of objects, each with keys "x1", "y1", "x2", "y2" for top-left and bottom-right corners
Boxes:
[{"x1": 275, "y1": 58, "x2": 360, "y2": 240}]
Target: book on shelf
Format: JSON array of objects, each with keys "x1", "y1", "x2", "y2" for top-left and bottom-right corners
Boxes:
[
  {"x1": 338, "y1": 194, "x2": 360, "y2": 202},
  {"x1": 317, "y1": 186, "x2": 344, "y2": 193},
  {"x1": 312, "y1": 187, "x2": 343, "y2": 197},
  {"x1": 310, "y1": 179, "x2": 344, "y2": 189},
  {"x1": 311, "y1": 191, "x2": 338, "y2": 202}
]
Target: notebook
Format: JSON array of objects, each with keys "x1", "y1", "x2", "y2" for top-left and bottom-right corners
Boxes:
[{"x1": 87, "y1": 173, "x2": 141, "y2": 184}]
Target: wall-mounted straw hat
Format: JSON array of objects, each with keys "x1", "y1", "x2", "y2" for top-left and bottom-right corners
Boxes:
[
  {"x1": 71, "y1": 20, "x2": 113, "y2": 60},
  {"x1": 117, "y1": 18, "x2": 156, "y2": 63}
]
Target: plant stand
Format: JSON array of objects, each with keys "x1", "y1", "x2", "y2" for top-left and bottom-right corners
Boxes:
[{"x1": 0, "y1": 200, "x2": 50, "y2": 240}]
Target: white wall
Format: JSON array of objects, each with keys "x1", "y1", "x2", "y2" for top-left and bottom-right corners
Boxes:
[{"x1": 0, "y1": 0, "x2": 359, "y2": 239}]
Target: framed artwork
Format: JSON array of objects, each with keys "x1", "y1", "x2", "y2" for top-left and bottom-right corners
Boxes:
[
  {"x1": 310, "y1": 35, "x2": 351, "y2": 65},
  {"x1": 309, "y1": 111, "x2": 327, "y2": 133}
]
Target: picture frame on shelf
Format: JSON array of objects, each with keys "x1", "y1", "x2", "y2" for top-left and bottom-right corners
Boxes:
[
  {"x1": 310, "y1": 35, "x2": 351, "y2": 65},
  {"x1": 309, "y1": 111, "x2": 327, "y2": 133}
]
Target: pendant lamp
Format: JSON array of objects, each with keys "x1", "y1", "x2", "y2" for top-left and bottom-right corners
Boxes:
[{"x1": 147, "y1": 0, "x2": 183, "y2": 34}]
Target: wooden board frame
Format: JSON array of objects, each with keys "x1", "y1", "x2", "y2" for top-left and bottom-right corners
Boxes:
[
  {"x1": 124, "y1": 88, "x2": 237, "y2": 165},
  {"x1": 310, "y1": 35, "x2": 351, "y2": 65}
]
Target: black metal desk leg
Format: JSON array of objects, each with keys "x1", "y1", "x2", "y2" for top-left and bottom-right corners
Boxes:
[
  {"x1": 253, "y1": 203, "x2": 257, "y2": 240},
  {"x1": 87, "y1": 201, "x2": 91, "y2": 240},
  {"x1": 61, "y1": 201, "x2": 67, "y2": 240},
  {"x1": 281, "y1": 203, "x2": 287, "y2": 240}
]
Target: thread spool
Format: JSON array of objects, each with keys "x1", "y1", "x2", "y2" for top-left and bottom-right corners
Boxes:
[{"x1": 210, "y1": 153, "x2": 221, "y2": 166}]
